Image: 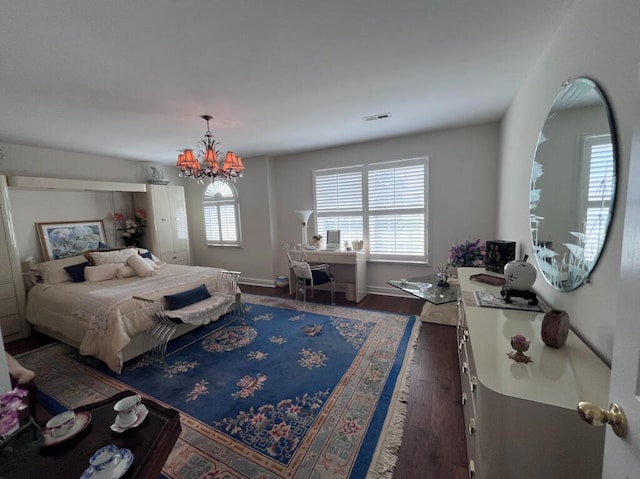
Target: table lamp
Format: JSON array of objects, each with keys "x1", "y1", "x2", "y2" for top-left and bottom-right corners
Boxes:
[{"x1": 295, "y1": 210, "x2": 314, "y2": 246}]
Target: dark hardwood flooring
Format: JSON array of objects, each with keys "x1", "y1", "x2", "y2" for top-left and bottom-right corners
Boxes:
[{"x1": 6, "y1": 286, "x2": 468, "y2": 478}]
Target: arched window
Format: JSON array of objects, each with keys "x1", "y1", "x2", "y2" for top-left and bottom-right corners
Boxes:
[{"x1": 203, "y1": 179, "x2": 242, "y2": 246}]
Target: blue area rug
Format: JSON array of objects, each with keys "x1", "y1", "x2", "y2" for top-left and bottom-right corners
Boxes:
[{"x1": 20, "y1": 295, "x2": 418, "y2": 479}]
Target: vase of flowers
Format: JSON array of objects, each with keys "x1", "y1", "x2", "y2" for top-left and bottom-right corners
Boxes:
[
  {"x1": 448, "y1": 239, "x2": 485, "y2": 267},
  {"x1": 0, "y1": 388, "x2": 29, "y2": 439},
  {"x1": 113, "y1": 209, "x2": 147, "y2": 247}
]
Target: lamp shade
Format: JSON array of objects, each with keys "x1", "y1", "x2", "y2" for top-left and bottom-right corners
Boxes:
[
  {"x1": 204, "y1": 148, "x2": 218, "y2": 167},
  {"x1": 223, "y1": 152, "x2": 244, "y2": 172},
  {"x1": 295, "y1": 210, "x2": 313, "y2": 225},
  {"x1": 176, "y1": 153, "x2": 186, "y2": 170},
  {"x1": 182, "y1": 150, "x2": 201, "y2": 170}
]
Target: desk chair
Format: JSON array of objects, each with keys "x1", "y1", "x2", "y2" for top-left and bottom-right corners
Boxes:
[{"x1": 286, "y1": 243, "x2": 335, "y2": 306}]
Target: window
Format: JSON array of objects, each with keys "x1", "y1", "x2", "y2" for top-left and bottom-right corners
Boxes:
[
  {"x1": 203, "y1": 179, "x2": 242, "y2": 246},
  {"x1": 313, "y1": 157, "x2": 428, "y2": 262},
  {"x1": 582, "y1": 134, "x2": 614, "y2": 262}
]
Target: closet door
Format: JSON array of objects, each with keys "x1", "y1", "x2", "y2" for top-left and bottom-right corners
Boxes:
[
  {"x1": 0, "y1": 176, "x2": 28, "y2": 341},
  {"x1": 167, "y1": 185, "x2": 189, "y2": 255},
  {"x1": 149, "y1": 185, "x2": 175, "y2": 258}
]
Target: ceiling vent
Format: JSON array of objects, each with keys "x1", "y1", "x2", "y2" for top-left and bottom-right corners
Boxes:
[{"x1": 363, "y1": 112, "x2": 391, "y2": 122}]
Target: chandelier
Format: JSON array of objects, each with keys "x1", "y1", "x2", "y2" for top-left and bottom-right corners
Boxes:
[{"x1": 176, "y1": 115, "x2": 244, "y2": 183}]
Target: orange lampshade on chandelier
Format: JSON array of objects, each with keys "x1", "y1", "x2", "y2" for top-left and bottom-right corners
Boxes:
[{"x1": 176, "y1": 115, "x2": 244, "y2": 183}]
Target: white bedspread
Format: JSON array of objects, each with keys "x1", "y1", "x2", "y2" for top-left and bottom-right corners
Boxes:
[{"x1": 26, "y1": 264, "x2": 228, "y2": 372}]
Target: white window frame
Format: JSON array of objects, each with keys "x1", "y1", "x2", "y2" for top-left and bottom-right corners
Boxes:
[
  {"x1": 313, "y1": 156, "x2": 429, "y2": 263},
  {"x1": 203, "y1": 179, "x2": 242, "y2": 247},
  {"x1": 578, "y1": 134, "x2": 614, "y2": 262}
]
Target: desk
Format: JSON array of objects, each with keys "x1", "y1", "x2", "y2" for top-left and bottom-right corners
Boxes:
[
  {"x1": 289, "y1": 249, "x2": 367, "y2": 302},
  {"x1": 4, "y1": 390, "x2": 181, "y2": 479}
]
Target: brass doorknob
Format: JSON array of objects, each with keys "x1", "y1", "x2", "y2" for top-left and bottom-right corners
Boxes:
[{"x1": 577, "y1": 401, "x2": 627, "y2": 438}]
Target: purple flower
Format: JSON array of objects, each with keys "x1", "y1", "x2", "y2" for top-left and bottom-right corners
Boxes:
[
  {"x1": 448, "y1": 239, "x2": 486, "y2": 267},
  {"x1": 0, "y1": 388, "x2": 28, "y2": 437}
]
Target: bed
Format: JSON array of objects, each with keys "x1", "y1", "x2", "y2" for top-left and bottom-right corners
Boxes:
[{"x1": 25, "y1": 248, "x2": 240, "y2": 373}]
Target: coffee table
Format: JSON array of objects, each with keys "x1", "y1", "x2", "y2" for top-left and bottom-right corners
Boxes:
[
  {"x1": 6, "y1": 390, "x2": 181, "y2": 479},
  {"x1": 388, "y1": 274, "x2": 459, "y2": 325},
  {"x1": 388, "y1": 274, "x2": 458, "y2": 304}
]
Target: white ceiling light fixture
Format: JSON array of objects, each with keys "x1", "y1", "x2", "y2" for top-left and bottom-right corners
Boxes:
[{"x1": 176, "y1": 115, "x2": 244, "y2": 183}]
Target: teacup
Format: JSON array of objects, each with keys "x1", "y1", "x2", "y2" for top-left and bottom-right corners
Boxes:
[
  {"x1": 46, "y1": 410, "x2": 76, "y2": 437},
  {"x1": 113, "y1": 394, "x2": 141, "y2": 427},
  {"x1": 89, "y1": 444, "x2": 122, "y2": 472}
]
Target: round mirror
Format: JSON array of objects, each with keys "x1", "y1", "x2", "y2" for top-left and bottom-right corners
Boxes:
[{"x1": 530, "y1": 77, "x2": 617, "y2": 291}]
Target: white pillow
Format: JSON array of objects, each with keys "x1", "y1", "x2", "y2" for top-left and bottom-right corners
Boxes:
[
  {"x1": 38, "y1": 255, "x2": 87, "y2": 284},
  {"x1": 85, "y1": 264, "x2": 120, "y2": 282},
  {"x1": 145, "y1": 258, "x2": 159, "y2": 269},
  {"x1": 138, "y1": 248, "x2": 165, "y2": 265},
  {"x1": 127, "y1": 254, "x2": 157, "y2": 278},
  {"x1": 116, "y1": 265, "x2": 138, "y2": 278},
  {"x1": 87, "y1": 248, "x2": 138, "y2": 266}
]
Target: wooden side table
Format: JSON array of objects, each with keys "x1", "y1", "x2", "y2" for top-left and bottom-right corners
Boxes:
[{"x1": 2, "y1": 390, "x2": 181, "y2": 479}]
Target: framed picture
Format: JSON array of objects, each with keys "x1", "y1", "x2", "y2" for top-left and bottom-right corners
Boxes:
[{"x1": 36, "y1": 220, "x2": 107, "y2": 261}]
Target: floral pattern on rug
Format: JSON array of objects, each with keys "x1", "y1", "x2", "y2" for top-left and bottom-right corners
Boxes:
[
  {"x1": 289, "y1": 313, "x2": 305, "y2": 321},
  {"x1": 301, "y1": 324, "x2": 323, "y2": 336},
  {"x1": 214, "y1": 389, "x2": 330, "y2": 463},
  {"x1": 298, "y1": 348, "x2": 328, "y2": 369},
  {"x1": 165, "y1": 360, "x2": 199, "y2": 378},
  {"x1": 331, "y1": 316, "x2": 374, "y2": 349},
  {"x1": 232, "y1": 373, "x2": 268, "y2": 400},
  {"x1": 201, "y1": 325, "x2": 257, "y2": 352},
  {"x1": 186, "y1": 379, "x2": 209, "y2": 402},
  {"x1": 247, "y1": 351, "x2": 269, "y2": 361}
]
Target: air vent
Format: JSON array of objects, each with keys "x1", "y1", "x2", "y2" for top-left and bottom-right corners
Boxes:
[{"x1": 363, "y1": 112, "x2": 391, "y2": 122}]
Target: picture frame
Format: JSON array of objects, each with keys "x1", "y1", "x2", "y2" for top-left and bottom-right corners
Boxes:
[{"x1": 36, "y1": 220, "x2": 107, "y2": 261}]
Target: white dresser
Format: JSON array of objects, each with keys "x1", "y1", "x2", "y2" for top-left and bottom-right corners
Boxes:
[
  {"x1": 456, "y1": 267, "x2": 610, "y2": 479},
  {"x1": 0, "y1": 176, "x2": 29, "y2": 342},
  {"x1": 134, "y1": 184, "x2": 191, "y2": 265}
]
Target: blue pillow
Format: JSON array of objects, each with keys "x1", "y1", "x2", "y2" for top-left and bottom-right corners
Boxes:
[
  {"x1": 164, "y1": 284, "x2": 211, "y2": 310},
  {"x1": 97, "y1": 241, "x2": 113, "y2": 250},
  {"x1": 64, "y1": 262, "x2": 90, "y2": 283},
  {"x1": 139, "y1": 251, "x2": 153, "y2": 260}
]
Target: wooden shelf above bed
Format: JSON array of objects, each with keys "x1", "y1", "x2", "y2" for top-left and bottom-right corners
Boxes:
[{"x1": 7, "y1": 176, "x2": 147, "y2": 192}]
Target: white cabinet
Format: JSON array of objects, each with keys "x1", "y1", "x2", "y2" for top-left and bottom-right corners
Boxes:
[
  {"x1": 134, "y1": 185, "x2": 190, "y2": 265},
  {"x1": 456, "y1": 267, "x2": 610, "y2": 479},
  {"x1": 0, "y1": 176, "x2": 29, "y2": 342}
]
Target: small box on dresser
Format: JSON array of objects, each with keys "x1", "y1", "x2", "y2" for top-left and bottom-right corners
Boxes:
[{"x1": 456, "y1": 267, "x2": 610, "y2": 479}]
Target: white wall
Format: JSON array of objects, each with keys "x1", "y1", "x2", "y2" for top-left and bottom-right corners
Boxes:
[
  {"x1": 187, "y1": 122, "x2": 501, "y2": 292},
  {"x1": 499, "y1": 0, "x2": 640, "y2": 363},
  {"x1": 185, "y1": 155, "x2": 279, "y2": 286}
]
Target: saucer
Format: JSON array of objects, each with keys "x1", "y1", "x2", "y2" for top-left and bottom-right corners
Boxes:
[
  {"x1": 110, "y1": 404, "x2": 149, "y2": 433},
  {"x1": 43, "y1": 411, "x2": 92, "y2": 446},
  {"x1": 80, "y1": 448, "x2": 133, "y2": 479}
]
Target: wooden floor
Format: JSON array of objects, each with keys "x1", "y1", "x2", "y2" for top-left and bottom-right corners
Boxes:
[{"x1": 6, "y1": 285, "x2": 469, "y2": 478}]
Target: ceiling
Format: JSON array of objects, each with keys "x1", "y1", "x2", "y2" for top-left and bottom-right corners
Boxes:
[{"x1": 0, "y1": 0, "x2": 574, "y2": 165}]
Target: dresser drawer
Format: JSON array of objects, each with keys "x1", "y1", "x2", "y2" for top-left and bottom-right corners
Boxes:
[
  {"x1": 0, "y1": 282, "x2": 16, "y2": 300},
  {"x1": 162, "y1": 250, "x2": 189, "y2": 265},
  {"x1": 0, "y1": 297, "x2": 18, "y2": 318},
  {"x1": 0, "y1": 313, "x2": 23, "y2": 337}
]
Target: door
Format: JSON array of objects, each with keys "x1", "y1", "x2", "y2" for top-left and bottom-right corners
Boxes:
[{"x1": 601, "y1": 80, "x2": 640, "y2": 476}]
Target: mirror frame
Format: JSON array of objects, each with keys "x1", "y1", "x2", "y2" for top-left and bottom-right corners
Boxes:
[{"x1": 529, "y1": 77, "x2": 618, "y2": 291}]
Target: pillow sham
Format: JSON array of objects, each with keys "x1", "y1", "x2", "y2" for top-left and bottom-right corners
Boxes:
[
  {"x1": 63, "y1": 262, "x2": 90, "y2": 283},
  {"x1": 139, "y1": 251, "x2": 153, "y2": 260},
  {"x1": 87, "y1": 247, "x2": 138, "y2": 266},
  {"x1": 164, "y1": 284, "x2": 211, "y2": 310},
  {"x1": 38, "y1": 255, "x2": 88, "y2": 284},
  {"x1": 127, "y1": 254, "x2": 157, "y2": 278},
  {"x1": 84, "y1": 264, "x2": 121, "y2": 282}
]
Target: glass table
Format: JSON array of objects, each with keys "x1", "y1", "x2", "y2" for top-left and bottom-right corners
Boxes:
[{"x1": 388, "y1": 274, "x2": 458, "y2": 305}]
